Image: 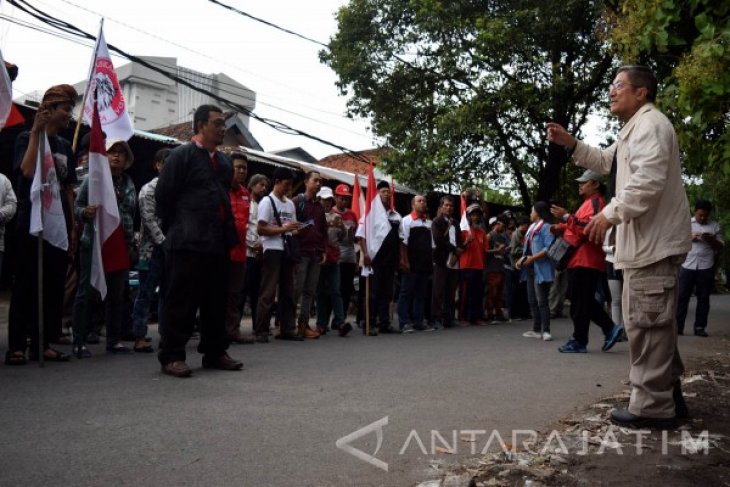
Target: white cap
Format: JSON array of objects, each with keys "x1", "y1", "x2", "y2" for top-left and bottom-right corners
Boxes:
[{"x1": 317, "y1": 186, "x2": 334, "y2": 200}]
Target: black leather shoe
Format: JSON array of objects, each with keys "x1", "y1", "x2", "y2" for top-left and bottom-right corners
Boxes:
[
  {"x1": 609, "y1": 408, "x2": 677, "y2": 429},
  {"x1": 379, "y1": 326, "x2": 401, "y2": 334},
  {"x1": 275, "y1": 332, "x2": 304, "y2": 341},
  {"x1": 694, "y1": 328, "x2": 708, "y2": 337},
  {"x1": 202, "y1": 353, "x2": 243, "y2": 371},
  {"x1": 673, "y1": 381, "x2": 690, "y2": 419}
]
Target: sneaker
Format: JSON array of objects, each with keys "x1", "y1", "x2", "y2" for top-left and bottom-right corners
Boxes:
[
  {"x1": 73, "y1": 345, "x2": 92, "y2": 359},
  {"x1": 431, "y1": 322, "x2": 443, "y2": 331},
  {"x1": 421, "y1": 324, "x2": 435, "y2": 332},
  {"x1": 558, "y1": 338, "x2": 587, "y2": 353},
  {"x1": 522, "y1": 330, "x2": 542, "y2": 338},
  {"x1": 602, "y1": 325, "x2": 623, "y2": 352},
  {"x1": 106, "y1": 344, "x2": 133, "y2": 354},
  {"x1": 542, "y1": 332, "x2": 553, "y2": 341},
  {"x1": 338, "y1": 322, "x2": 353, "y2": 337},
  {"x1": 694, "y1": 328, "x2": 709, "y2": 337},
  {"x1": 402, "y1": 324, "x2": 415, "y2": 334}
]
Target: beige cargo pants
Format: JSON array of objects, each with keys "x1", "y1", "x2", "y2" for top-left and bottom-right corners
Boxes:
[{"x1": 622, "y1": 256, "x2": 685, "y2": 418}]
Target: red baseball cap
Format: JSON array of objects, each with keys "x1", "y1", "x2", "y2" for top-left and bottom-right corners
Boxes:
[{"x1": 335, "y1": 184, "x2": 352, "y2": 196}]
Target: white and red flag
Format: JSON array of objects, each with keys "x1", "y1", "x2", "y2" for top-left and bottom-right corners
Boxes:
[
  {"x1": 29, "y1": 132, "x2": 68, "y2": 250},
  {"x1": 82, "y1": 22, "x2": 133, "y2": 142},
  {"x1": 88, "y1": 104, "x2": 129, "y2": 299},
  {"x1": 459, "y1": 194, "x2": 470, "y2": 232},
  {"x1": 350, "y1": 174, "x2": 365, "y2": 222},
  {"x1": 362, "y1": 162, "x2": 390, "y2": 272}
]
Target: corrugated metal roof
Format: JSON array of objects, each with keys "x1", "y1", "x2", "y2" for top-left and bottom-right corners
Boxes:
[{"x1": 133, "y1": 129, "x2": 180, "y2": 145}]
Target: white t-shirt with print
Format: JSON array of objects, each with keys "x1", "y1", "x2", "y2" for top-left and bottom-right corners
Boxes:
[{"x1": 257, "y1": 193, "x2": 296, "y2": 252}]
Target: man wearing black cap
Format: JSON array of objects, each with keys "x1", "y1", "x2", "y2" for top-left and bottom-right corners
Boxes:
[{"x1": 156, "y1": 105, "x2": 242, "y2": 377}]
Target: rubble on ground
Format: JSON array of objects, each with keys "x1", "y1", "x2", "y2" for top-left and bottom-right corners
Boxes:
[{"x1": 416, "y1": 351, "x2": 730, "y2": 487}]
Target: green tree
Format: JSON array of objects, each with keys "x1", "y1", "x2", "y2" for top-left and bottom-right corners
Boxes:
[
  {"x1": 321, "y1": 0, "x2": 616, "y2": 209},
  {"x1": 608, "y1": 0, "x2": 730, "y2": 177}
]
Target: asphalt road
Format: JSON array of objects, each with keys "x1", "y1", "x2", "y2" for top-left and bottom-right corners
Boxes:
[{"x1": 0, "y1": 295, "x2": 727, "y2": 486}]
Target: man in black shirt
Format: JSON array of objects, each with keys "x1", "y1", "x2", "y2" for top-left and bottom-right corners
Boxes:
[{"x1": 155, "y1": 105, "x2": 242, "y2": 377}]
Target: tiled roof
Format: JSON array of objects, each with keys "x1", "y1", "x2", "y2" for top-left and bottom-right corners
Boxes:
[
  {"x1": 150, "y1": 111, "x2": 237, "y2": 142},
  {"x1": 151, "y1": 120, "x2": 193, "y2": 141},
  {"x1": 317, "y1": 148, "x2": 389, "y2": 175}
]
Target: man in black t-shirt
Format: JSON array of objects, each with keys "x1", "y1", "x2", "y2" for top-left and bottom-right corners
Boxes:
[{"x1": 6, "y1": 84, "x2": 78, "y2": 365}]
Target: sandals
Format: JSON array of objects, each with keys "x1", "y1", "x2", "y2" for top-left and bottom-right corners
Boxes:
[
  {"x1": 28, "y1": 348, "x2": 71, "y2": 362},
  {"x1": 4, "y1": 351, "x2": 27, "y2": 366}
]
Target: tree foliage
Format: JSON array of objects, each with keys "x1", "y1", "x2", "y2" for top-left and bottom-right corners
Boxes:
[{"x1": 321, "y1": 0, "x2": 616, "y2": 209}]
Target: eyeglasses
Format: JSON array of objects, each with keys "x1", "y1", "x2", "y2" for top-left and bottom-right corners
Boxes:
[{"x1": 609, "y1": 81, "x2": 635, "y2": 91}]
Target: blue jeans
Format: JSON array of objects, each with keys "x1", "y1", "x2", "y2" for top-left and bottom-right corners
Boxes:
[
  {"x1": 525, "y1": 268, "x2": 551, "y2": 333},
  {"x1": 397, "y1": 272, "x2": 429, "y2": 327},
  {"x1": 676, "y1": 266, "x2": 714, "y2": 332},
  {"x1": 132, "y1": 247, "x2": 164, "y2": 339},
  {"x1": 72, "y1": 248, "x2": 127, "y2": 348}
]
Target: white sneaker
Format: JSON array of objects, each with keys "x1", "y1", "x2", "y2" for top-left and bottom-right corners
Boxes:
[
  {"x1": 522, "y1": 331, "x2": 541, "y2": 338},
  {"x1": 542, "y1": 332, "x2": 553, "y2": 341}
]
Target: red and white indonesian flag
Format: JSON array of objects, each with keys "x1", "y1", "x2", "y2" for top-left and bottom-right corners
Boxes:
[
  {"x1": 29, "y1": 132, "x2": 68, "y2": 250},
  {"x1": 82, "y1": 23, "x2": 133, "y2": 142},
  {"x1": 351, "y1": 175, "x2": 365, "y2": 222},
  {"x1": 460, "y1": 194, "x2": 469, "y2": 232},
  {"x1": 88, "y1": 105, "x2": 129, "y2": 299},
  {"x1": 362, "y1": 162, "x2": 390, "y2": 275}
]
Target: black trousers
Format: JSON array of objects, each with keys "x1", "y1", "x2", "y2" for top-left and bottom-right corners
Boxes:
[
  {"x1": 339, "y1": 262, "x2": 357, "y2": 318},
  {"x1": 8, "y1": 233, "x2": 66, "y2": 353},
  {"x1": 366, "y1": 264, "x2": 396, "y2": 330},
  {"x1": 158, "y1": 250, "x2": 230, "y2": 365},
  {"x1": 567, "y1": 267, "x2": 614, "y2": 346}
]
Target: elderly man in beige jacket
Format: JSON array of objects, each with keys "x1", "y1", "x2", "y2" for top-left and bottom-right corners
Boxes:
[{"x1": 547, "y1": 65, "x2": 692, "y2": 429}]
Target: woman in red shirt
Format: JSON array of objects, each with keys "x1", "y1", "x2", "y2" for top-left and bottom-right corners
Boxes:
[{"x1": 550, "y1": 170, "x2": 622, "y2": 353}]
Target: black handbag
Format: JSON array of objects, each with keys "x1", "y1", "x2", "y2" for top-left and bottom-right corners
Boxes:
[
  {"x1": 268, "y1": 196, "x2": 301, "y2": 264},
  {"x1": 546, "y1": 236, "x2": 575, "y2": 271}
]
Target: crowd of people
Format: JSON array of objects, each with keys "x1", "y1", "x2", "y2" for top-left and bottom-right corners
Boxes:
[{"x1": 1, "y1": 66, "x2": 725, "y2": 432}]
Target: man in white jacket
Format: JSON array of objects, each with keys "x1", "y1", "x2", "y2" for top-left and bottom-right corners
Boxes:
[
  {"x1": 0, "y1": 173, "x2": 17, "y2": 277},
  {"x1": 547, "y1": 65, "x2": 692, "y2": 429}
]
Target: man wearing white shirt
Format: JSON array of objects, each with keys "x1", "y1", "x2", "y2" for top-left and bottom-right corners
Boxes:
[
  {"x1": 254, "y1": 167, "x2": 303, "y2": 342},
  {"x1": 676, "y1": 200, "x2": 724, "y2": 337}
]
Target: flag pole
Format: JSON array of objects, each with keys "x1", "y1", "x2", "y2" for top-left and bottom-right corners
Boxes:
[
  {"x1": 365, "y1": 275, "x2": 370, "y2": 337},
  {"x1": 37, "y1": 133, "x2": 45, "y2": 368},
  {"x1": 72, "y1": 18, "x2": 104, "y2": 153}
]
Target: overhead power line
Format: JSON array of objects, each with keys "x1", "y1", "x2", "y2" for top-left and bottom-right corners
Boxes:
[
  {"x1": 207, "y1": 0, "x2": 328, "y2": 48},
  {"x1": 5, "y1": 0, "x2": 373, "y2": 162},
  {"x1": 55, "y1": 0, "x2": 342, "y2": 109}
]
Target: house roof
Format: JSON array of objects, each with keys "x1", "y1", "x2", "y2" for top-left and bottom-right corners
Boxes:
[
  {"x1": 151, "y1": 112, "x2": 263, "y2": 150},
  {"x1": 151, "y1": 119, "x2": 193, "y2": 141},
  {"x1": 317, "y1": 148, "x2": 389, "y2": 175}
]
